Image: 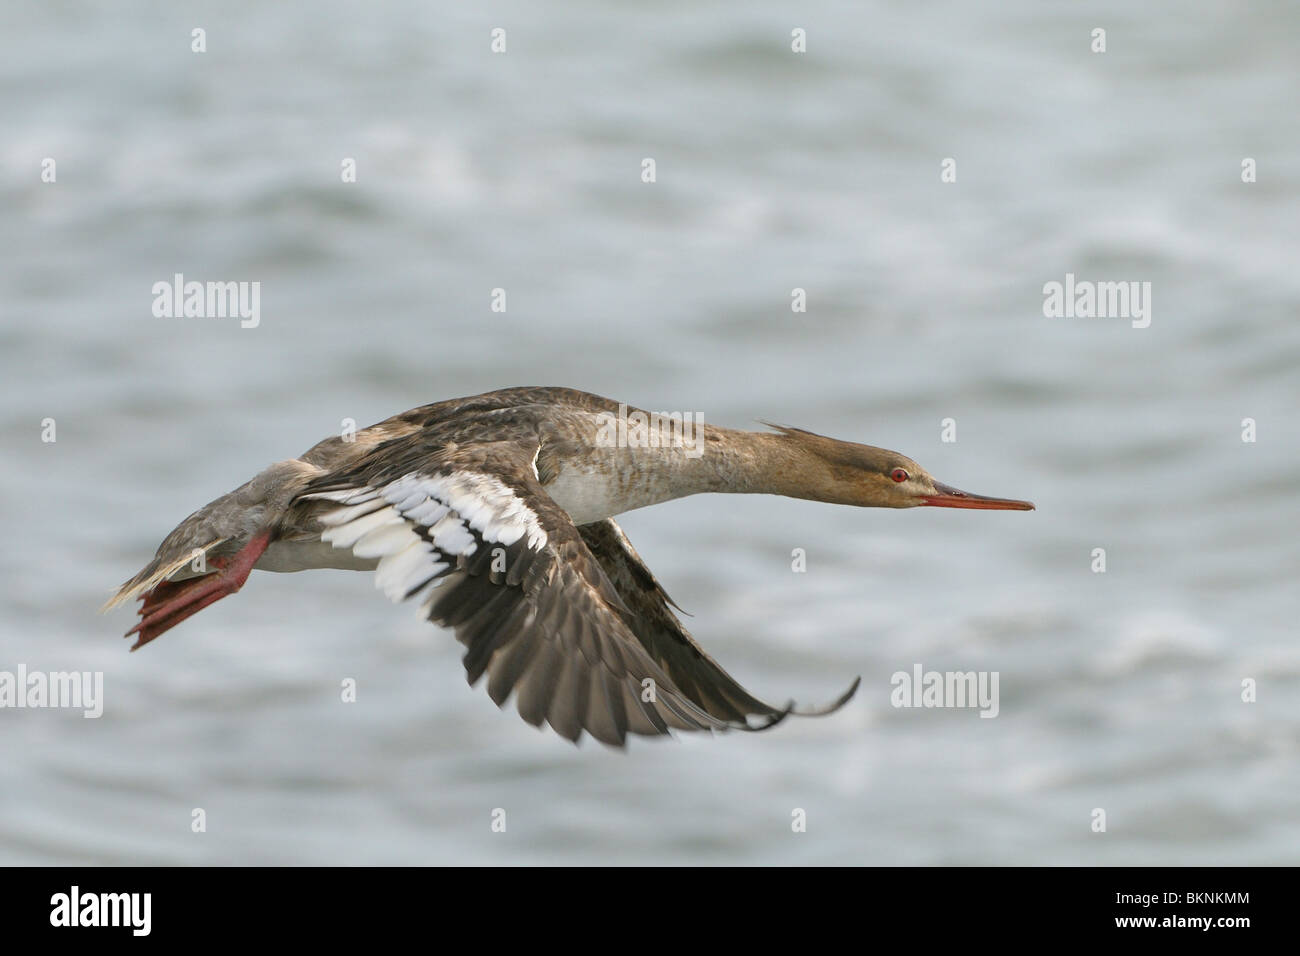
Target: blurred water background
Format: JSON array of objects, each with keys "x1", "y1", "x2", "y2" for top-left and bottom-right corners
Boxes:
[{"x1": 1, "y1": 1, "x2": 1297, "y2": 864}]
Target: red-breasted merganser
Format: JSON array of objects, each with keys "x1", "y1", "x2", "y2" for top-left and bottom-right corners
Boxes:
[{"x1": 105, "y1": 386, "x2": 1034, "y2": 746}]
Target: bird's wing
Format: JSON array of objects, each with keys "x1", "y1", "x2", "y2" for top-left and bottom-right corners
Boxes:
[
  {"x1": 579, "y1": 518, "x2": 860, "y2": 725},
  {"x1": 298, "y1": 441, "x2": 785, "y2": 746}
]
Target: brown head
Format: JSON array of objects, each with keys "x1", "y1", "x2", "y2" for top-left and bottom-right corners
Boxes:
[{"x1": 759, "y1": 424, "x2": 1035, "y2": 511}]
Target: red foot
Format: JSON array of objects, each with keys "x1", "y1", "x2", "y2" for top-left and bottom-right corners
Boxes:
[{"x1": 126, "y1": 532, "x2": 271, "y2": 651}]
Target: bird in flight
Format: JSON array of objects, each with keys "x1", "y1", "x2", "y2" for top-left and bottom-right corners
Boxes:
[{"x1": 105, "y1": 387, "x2": 1034, "y2": 746}]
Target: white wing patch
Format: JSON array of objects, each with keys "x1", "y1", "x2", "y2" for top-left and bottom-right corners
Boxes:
[{"x1": 308, "y1": 471, "x2": 548, "y2": 603}]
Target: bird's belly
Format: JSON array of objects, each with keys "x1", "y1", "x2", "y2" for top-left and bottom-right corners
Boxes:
[{"x1": 256, "y1": 537, "x2": 379, "y2": 573}]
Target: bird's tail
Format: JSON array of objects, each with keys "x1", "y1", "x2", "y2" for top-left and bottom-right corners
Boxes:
[{"x1": 100, "y1": 538, "x2": 228, "y2": 612}]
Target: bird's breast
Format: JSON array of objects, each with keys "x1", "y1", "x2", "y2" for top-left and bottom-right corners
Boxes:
[
  {"x1": 543, "y1": 466, "x2": 642, "y2": 525},
  {"x1": 542, "y1": 451, "x2": 713, "y2": 525}
]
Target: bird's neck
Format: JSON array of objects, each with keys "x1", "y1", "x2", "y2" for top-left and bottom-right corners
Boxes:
[
  {"x1": 699, "y1": 428, "x2": 852, "y2": 502},
  {"x1": 542, "y1": 419, "x2": 847, "y2": 523}
]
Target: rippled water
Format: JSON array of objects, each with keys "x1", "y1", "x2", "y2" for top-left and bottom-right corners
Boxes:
[{"x1": 2, "y1": 1, "x2": 1297, "y2": 864}]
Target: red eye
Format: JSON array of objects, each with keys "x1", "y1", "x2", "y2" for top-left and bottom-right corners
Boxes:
[{"x1": 890, "y1": 468, "x2": 909, "y2": 482}]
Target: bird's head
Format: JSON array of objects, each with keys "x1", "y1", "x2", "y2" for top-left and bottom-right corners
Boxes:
[{"x1": 762, "y1": 424, "x2": 1035, "y2": 511}]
